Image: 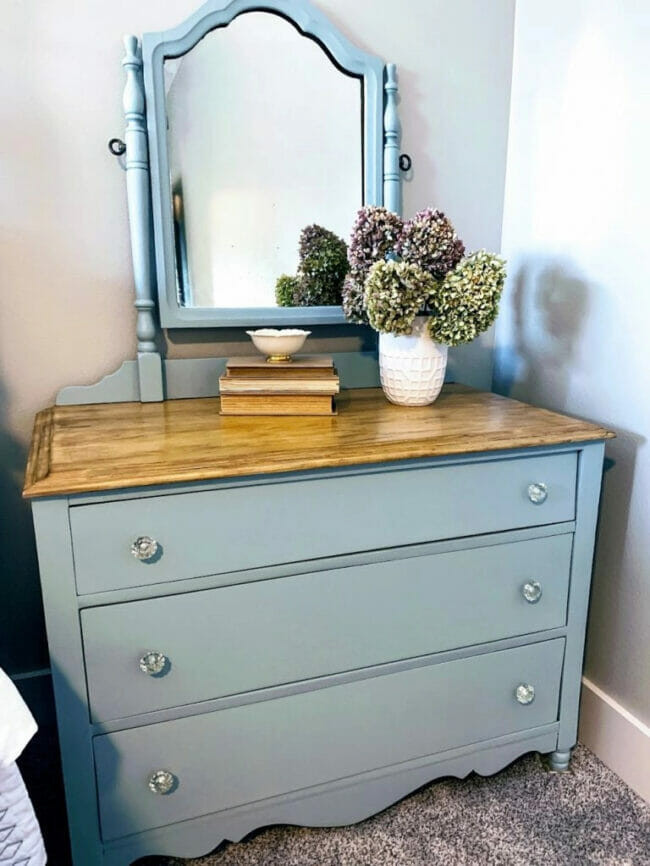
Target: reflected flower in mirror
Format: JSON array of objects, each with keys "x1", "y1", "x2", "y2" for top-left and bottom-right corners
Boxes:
[{"x1": 275, "y1": 225, "x2": 348, "y2": 307}]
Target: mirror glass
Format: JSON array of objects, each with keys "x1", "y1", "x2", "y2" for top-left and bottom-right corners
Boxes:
[{"x1": 165, "y1": 11, "x2": 363, "y2": 309}]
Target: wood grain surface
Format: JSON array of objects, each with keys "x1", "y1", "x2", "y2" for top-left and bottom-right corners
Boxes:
[{"x1": 23, "y1": 386, "x2": 614, "y2": 498}]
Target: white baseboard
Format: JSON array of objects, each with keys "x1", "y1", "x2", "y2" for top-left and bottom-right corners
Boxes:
[{"x1": 579, "y1": 677, "x2": 650, "y2": 803}]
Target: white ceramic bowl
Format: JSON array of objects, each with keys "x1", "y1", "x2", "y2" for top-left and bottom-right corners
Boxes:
[{"x1": 246, "y1": 329, "x2": 311, "y2": 362}]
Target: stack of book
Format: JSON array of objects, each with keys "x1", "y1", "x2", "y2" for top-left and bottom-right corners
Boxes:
[{"x1": 219, "y1": 356, "x2": 339, "y2": 416}]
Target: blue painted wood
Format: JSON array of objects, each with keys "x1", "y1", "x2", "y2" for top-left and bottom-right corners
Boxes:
[
  {"x1": 56, "y1": 361, "x2": 139, "y2": 405},
  {"x1": 155, "y1": 304, "x2": 350, "y2": 327},
  {"x1": 89, "y1": 628, "x2": 569, "y2": 737},
  {"x1": 53, "y1": 343, "x2": 491, "y2": 405},
  {"x1": 383, "y1": 64, "x2": 401, "y2": 215},
  {"x1": 137, "y1": 351, "x2": 164, "y2": 402},
  {"x1": 141, "y1": 0, "x2": 388, "y2": 328},
  {"x1": 82, "y1": 533, "x2": 572, "y2": 722},
  {"x1": 94, "y1": 639, "x2": 565, "y2": 841},
  {"x1": 28, "y1": 433, "x2": 607, "y2": 864},
  {"x1": 69, "y1": 452, "x2": 577, "y2": 594},
  {"x1": 121, "y1": 36, "x2": 164, "y2": 401},
  {"x1": 53, "y1": 343, "x2": 497, "y2": 404},
  {"x1": 101, "y1": 726, "x2": 560, "y2": 864},
  {"x1": 553, "y1": 441, "x2": 606, "y2": 758},
  {"x1": 163, "y1": 350, "x2": 381, "y2": 398},
  {"x1": 66, "y1": 443, "x2": 586, "y2": 506},
  {"x1": 76, "y1": 523, "x2": 575, "y2": 612},
  {"x1": 546, "y1": 749, "x2": 572, "y2": 772},
  {"x1": 31, "y1": 500, "x2": 104, "y2": 866},
  {"x1": 55, "y1": 352, "x2": 380, "y2": 404}
]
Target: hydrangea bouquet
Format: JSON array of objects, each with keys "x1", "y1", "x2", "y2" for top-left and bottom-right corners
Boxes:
[
  {"x1": 342, "y1": 206, "x2": 506, "y2": 405},
  {"x1": 343, "y1": 206, "x2": 505, "y2": 344}
]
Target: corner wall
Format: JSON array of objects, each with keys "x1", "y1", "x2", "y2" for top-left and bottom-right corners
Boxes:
[{"x1": 495, "y1": 0, "x2": 650, "y2": 798}]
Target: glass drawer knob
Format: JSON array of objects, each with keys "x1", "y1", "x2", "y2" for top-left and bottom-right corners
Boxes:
[
  {"x1": 148, "y1": 769, "x2": 176, "y2": 795},
  {"x1": 139, "y1": 651, "x2": 167, "y2": 676},
  {"x1": 527, "y1": 482, "x2": 548, "y2": 504},
  {"x1": 131, "y1": 535, "x2": 159, "y2": 561},
  {"x1": 515, "y1": 683, "x2": 536, "y2": 705},
  {"x1": 522, "y1": 581, "x2": 543, "y2": 604}
]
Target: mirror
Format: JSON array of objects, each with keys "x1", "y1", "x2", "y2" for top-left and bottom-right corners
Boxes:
[
  {"x1": 142, "y1": 0, "x2": 394, "y2": 327},
  {"x1": 165, "y1": 12, "x2": 362, "y2": 309}
]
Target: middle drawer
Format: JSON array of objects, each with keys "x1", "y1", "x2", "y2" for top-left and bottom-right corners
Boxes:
[{"x1": 82, "y1": 533, "x2": 572, "y2": 723}]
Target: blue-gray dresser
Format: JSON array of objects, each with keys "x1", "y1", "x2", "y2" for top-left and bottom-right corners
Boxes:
[{"x1": 24, "y1": 385, "x2": 613, "y2": 865}]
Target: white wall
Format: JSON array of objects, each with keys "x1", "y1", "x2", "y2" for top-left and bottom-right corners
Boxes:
[
  {"x1": 0, "y1": 0, "x2": 514, "y2": 674},
  {"x1": 496, "y1": 0, "x2": 650, "y2": 734}
]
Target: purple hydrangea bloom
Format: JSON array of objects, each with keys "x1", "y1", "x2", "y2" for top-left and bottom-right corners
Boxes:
[
  {"x1": 397, "y1": 208, "x2": 465, "y2": 279},
  {"x1": 341, "y1": 268, "x2": 369, "y2": 325},
  {"x1": 347, "y1": 206, "x2": 404, "y2": 277}
]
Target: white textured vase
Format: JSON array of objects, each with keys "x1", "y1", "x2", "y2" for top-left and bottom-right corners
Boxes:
[{"x1": 379, "y1": 316, "x2": 448, "y2": 406}]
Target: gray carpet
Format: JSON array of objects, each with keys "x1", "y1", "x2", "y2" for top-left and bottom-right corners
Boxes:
[{"x1": 141, "y1": 745, "x2": 650, "y2": 866}]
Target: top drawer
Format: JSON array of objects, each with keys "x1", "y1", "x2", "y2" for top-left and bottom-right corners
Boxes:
[{"x1": 71, "y1": 452, "x2": 577, "y2": 594}]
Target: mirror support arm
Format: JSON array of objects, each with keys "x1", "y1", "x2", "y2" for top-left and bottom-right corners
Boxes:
[
  {"x1": 383, "y1": 64, "x2": 402, "y2": 216},
  {"x1": 122, "y1": 35, "x2": 164, "y2": 401}
]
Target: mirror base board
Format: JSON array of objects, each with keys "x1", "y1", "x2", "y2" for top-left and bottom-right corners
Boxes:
[
  {"x1": 56, "y1": 352, "x2": 381, "y2": 405},
  {"x1": 55, "y1": 344, "x2": 496, "y2": 406}
]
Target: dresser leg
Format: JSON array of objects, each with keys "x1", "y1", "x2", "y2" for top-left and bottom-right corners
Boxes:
[{"x1": 546, "y1": 749, "x2": 572, "y2": 772}]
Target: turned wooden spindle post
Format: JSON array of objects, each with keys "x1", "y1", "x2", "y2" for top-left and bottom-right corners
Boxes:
[
  {"x1": 383, "y1": 63, "x2": 402, "y2": 216},
  {"x1": 122, "y1": 34, "x2": 164, "y2": 401}
]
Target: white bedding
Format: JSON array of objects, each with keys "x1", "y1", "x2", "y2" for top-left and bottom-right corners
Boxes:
[
  {"x1": 0, "y1": 669, "x2": 37, "y2": 769},
  {"x1": 0, "y1": 761, "x2": 47, "y2": 865},
  {"x1": 0, "y1": 668, "x2": 46, "y2": 864}
]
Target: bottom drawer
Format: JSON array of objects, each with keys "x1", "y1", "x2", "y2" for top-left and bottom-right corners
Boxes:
[{"x1": 95, "y1": 639, "x2": 564, "y2": 840}]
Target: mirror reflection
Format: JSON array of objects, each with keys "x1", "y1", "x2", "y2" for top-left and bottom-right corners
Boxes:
[{"x1": 165, "y1": 11, "x2": 363, "y2": 309}]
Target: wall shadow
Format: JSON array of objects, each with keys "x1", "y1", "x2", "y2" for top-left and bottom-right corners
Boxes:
[
  {"x1": 17, "y1": 666, "x2": 127, "y2": 866},
  {"x1": 0, "y1": 378, "x2": 66, "y2": 861},
  {"x1": 493, "y1": 258, "x2": 589, "y2": 406},
  {"x1": 16, "y1": 675, "x2": 72, "y2": 865},
  {"x1": 0, "y1": 379, "x2": 48, "y2": 674},
  {"x1": 493, "y1": 255, "x2": 647, "y2": 714}
]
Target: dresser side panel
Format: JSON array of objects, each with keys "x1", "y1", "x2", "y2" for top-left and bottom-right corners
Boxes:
[
  {"x1": 30, "y1": 498, "x2": 103, "y2": 866},
  {"x1": 557, "y1": 441, "x2": 606, "y2": 752}
]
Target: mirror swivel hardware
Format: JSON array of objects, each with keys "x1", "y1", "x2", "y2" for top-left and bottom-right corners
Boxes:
[{"x1": 108, "y1": 137, "x2": 127, "y2": 157}]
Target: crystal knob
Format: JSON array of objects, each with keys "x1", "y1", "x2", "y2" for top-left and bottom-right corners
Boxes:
[
  {"x1": 515, "y1": 683, "x2": 536, "y2": 705},
  {"x1": 139, "y1": 651, "x2": 168, "y2": 676},
  {"x1": 527, "y1": 482, "x2": 548, "y2": 504},
  {"x1": 522, "y1": 581, "x2": 543, "y2": 604},
  {"x1": 131, "y1": 535, "x2": 159, "y2": 561},
  {"x1": 148, "y1": 770, "x2": 176, "y2": 795}
]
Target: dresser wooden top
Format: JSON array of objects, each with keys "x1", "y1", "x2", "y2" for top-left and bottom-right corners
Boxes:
[{"x1": 23, "y1": 386, "x2": 613, "y2": 498}]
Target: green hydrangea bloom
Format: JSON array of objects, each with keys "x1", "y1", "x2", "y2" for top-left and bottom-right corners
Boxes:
[
  {"x1": 293, "y1": 225, "x2": 349, "y2": 306},
  {"x1": 364, "y1": 261, "x2": 438, "y2": 335},
  {"x1": 275, "y1": 274, "x2": 300, "y2": 307},
  {"x1": 428, "y1": 250, "x2": 506, "y2": 346}
]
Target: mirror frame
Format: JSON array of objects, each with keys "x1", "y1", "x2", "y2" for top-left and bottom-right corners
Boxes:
[{"x1": 140, "y1": 0, "x2": 398, "y2": 328}]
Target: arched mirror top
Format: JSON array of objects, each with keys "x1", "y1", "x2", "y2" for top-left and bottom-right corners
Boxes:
[{"x1": 132, "y1": 0, "x2": 399, "y2": 328}]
